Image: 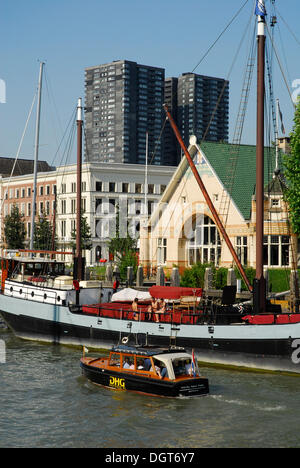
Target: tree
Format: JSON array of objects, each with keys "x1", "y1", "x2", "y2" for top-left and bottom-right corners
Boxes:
[
  {"x1": 283, "y1": 99, "x2": 300, "y2": 235},
  {"x1": 70, "y1": 215, "x2": 92, "y2": 251},
  {"x1": 34, "y1": 211, "x2": 56, "y2": 251},
  {"x1": 107, "y1": 205, "x2": 138, "y2": 280},
  {"x1": 3, "y1": 204, "x2": 26, "y2": 249}
]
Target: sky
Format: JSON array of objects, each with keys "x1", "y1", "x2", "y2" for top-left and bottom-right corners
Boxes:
[{"x1": 1, "y1": 0, "x2": 300, "y2": 166}]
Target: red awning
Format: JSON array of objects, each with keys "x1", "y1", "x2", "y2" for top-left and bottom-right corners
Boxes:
[{"x1": 149, "y1": 285, "x2": 202, "y2": 300}]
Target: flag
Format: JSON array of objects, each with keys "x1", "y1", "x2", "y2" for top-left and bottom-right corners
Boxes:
[
  {"x1": 255, "y1": 1, "x2": 266, "y2": 17},
  {"x1": 191, "y1": 349, "x2": 197, "y2": 377},
  {"x1": 278, "y1": 102, "x2": 286, "y2": 134}
]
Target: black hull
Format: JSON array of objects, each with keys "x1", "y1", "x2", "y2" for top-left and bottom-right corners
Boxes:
[
  {"x1": 1, "y1": 310, "x2": 300, "y2": 374},
  {"x1": 80, "y1": 362, "x2": 209, "y2": 397}
]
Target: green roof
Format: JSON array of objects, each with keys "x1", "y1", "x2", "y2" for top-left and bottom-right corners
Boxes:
[{"x1": 197, "y1": 141, "x2": 282, "y2": 220}]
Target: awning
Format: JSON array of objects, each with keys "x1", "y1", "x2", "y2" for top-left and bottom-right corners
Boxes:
[{"x1": 149, "y1": 286, "x2": 202, "y2": 300}]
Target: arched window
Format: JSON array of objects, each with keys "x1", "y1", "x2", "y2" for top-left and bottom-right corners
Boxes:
[
  {"x1": 96, "y1": 245, "x2": 102, "y2": 262},
  {"x1": 186, "y1": 215, "x2": 221, "y2": 266}
]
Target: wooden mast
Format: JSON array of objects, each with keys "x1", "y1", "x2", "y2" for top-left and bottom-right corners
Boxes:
[
  {"x1": 30, "y1": 61, "x2": 44, "y2": 252},
  {"x1": 163, "y1": 104, "x2": 252, "y2": 292},
  {"x1": 254, "y1": 0, "x2": 266, "y2": 313},
  {"x1": 75, "y1": 98, "x2": 83, "y2": 281}
]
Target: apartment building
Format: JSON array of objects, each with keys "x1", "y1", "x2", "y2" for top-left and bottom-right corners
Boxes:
[{"x1": 84, "y1": 60, "x2": 165, "y2": 165}]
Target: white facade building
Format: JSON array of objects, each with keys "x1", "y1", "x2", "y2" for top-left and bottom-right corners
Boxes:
[{"x1": 0, "y1": 161, "x2": 176, "y2": 266}]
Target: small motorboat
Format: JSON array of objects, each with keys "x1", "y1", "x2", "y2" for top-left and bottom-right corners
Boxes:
[{"x1": 80, "y1": 344, "x2": 209, "y2": 397}]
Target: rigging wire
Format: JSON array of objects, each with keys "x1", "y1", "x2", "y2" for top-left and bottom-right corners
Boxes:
[
  {"x1": 149, "y1": 0, "x2": 252, "y2": 167},
  {"x1": 191, "y1": 0, "x2": 251, "y2": 73},
  {"x1": 149, "y1": 3, "x2": 256, "y2": 264},
  {"x1": 265, "y1": 22, "x2": 295, "y2": 108},
  {"x1": 0, "y1": 92, "x2": 37, "y2": 213}
]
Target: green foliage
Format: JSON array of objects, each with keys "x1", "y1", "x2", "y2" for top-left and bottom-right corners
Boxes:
[
  {"x1": 34, "y1": 211, "x2": 56, "y2": 251},
  {"x1": 234, "y1": 266, "x2": 256, "y2": 291},
  {"x1": 3, "y1": 204, "x2": 26, "y2": 249},
  {"x1": 180, "y1": 263, "x2": 293, "y2": 293},
  {"x1": 181, "y1": 263, "x2": 256, "y2": 291},
  {"x1": 283, "y1": 99, "x2": 300, "y2": 234},
  {"x1": 180, "y1": 263, "x2": 216, "y2": 288},
  {"x1": 108, "y1": 234, "x2": 138, "y2": 281},
  {"x1": 107, "y1": 203, "x2": 138, "y2": 280},
  {"x1": 70, "y1": 215, "x2": 92, "y2": 251}
]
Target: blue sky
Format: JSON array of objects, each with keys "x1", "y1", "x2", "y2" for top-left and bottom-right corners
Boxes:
[{"x1": 1, "y1": 0, "x2": 299, "y2": 165}]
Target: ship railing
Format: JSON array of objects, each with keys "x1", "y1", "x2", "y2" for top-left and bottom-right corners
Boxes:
[{"x1": 5, "y1": 280, "x2": 65, "y2": 305}]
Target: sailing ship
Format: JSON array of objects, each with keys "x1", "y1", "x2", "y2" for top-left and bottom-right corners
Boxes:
[
  {"x1": 1, "y1": 1, "x2": 300, "y2": 374},
  {"x1": 0, "y1": 72, "x2": 115, "y2": 343}
]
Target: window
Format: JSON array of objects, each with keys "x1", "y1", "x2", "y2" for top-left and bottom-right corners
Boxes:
[
  {"x1": 109, "y1": 199, "x2": 116, "y2": 213},
  {"x1": 148, "y1": 184, "x2": 154, "y2": 194},
  {"x1": 95, "y1": 198, "x2": 102, "y2": 214},
  {"x1": 236, "y1": 236, "x2": 248, "y2": 266},
  {"x1": 157, "y1": 238, "x2": 167, "y2": 264},
  {"x1": 61, "y1": 183, "x2": 66, "y2": 194},
  {"x1": 187, "y1": 215, "x2": 221, "y2": 266},
  {"x1": 71, "y1": 182, "x2": 76, "y2": 193},
  {"x1": 96, "y1": 181, "x2": 102, "y2": 192},
  {"x1": 39, "y1": 186, "x2": 44, "y2": 196},
  {"x1": 263, "y1": 235, "x2": 290, "y2": 267},
  {"x1": 109, "y1": 182, "x2": 115, "y2": 192},
  {"x1": 27, "y1": 187, "x2": 31, "y2": 197},
  {"x1": 271, "y1": 198, "x2": 280, "y2": 207},
  {"x1": 61, "y1": 199, "x2": 66, "y2": 214},
  {"x1": 71, "y1": 199, "x2": 76, "y2": 214},
  {"x1": 46, "y1": 185, "x2": 50, "y2": 195},
  {"x1": 135, "y1": 183, "x2": 142, "y2": 194},
  {"x1": 61, "y1": 220, "x2": 66, "y2": 237},
  {"x1": 122, "y1": 183, "x2": 129, "y2": 193}
]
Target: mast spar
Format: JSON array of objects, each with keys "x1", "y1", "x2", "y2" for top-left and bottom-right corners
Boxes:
[
  {"x1": 30, "y1": 61, "x2": 44, "y2": 252},
  {"x1": 75, "y1": 98, "x2": 83, "y2": 281},
  {"x1": 163, "y1": 104, "x2": 252, "y2": 292},
  {"x1": 254, "y1": 0, "x2": 267, "y2": 313}
]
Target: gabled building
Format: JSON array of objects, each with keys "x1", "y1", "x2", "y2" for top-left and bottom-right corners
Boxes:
[{"x1": 139, "y1": 137, "x2": 294, "y2": 274}]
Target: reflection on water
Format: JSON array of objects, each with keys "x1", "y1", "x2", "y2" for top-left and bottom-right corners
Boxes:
[{"x1": 0, "y1": 328, "x2": 300, "y2": 448}]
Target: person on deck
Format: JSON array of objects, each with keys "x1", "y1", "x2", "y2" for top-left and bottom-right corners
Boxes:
[{"x1": 132, "y1": 298, "x2": 139, "y2": 321}]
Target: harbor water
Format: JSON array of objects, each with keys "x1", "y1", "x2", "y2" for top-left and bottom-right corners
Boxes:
[{"x1": 0, "y1": 326, "x2": 299, "y2": 449}]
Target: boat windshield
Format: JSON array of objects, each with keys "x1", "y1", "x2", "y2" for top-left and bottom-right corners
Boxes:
[{"x1": 172, "y1": 357, "x2": 196, "y2": 377}]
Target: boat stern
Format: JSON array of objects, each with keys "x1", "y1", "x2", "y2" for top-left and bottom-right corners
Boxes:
[{"x1": 176, "y1": 377, "x2": 209, "y2": 397}]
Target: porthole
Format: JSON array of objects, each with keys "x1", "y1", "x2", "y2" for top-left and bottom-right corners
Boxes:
[
  {"x1": 10, "y1": 287, "x2": 13, "y2": 293},
  {"x1": 57, "y1": 296, "x2": 61, "y2": 302},
  {"x1": 44, "y1": 293, "x2": 47, "y2": 300},
  {"x1": 19, "y1": 289, "x2": 22, "y2": 295},
  {"x1": 31, "y1": 291, "x2": 35, "y2": 297}
]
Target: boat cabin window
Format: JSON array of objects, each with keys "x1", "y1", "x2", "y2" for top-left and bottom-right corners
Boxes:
[
  {"x1": 109, "y1": 353, "x2": 121, "y2": 367},
  {"x1": 136, "y1": 356, "x2": 152, "y2": 371},
  {"x1": 122, "y1": 355, "x2": 135, "y2": 370},
  {"x1": 172, "y1": 358, "x2": 194, "y2": 377}
]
